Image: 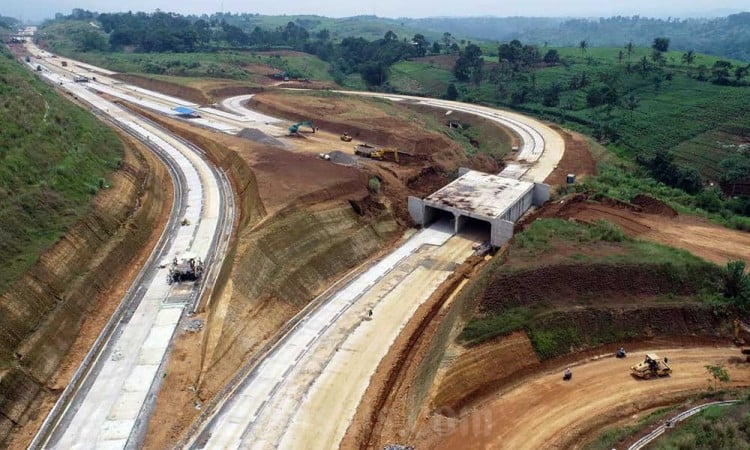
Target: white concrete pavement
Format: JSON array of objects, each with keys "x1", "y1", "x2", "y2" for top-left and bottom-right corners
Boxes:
[{"x1": 24, "y1": 47, "x2": 232, "y2": 450}]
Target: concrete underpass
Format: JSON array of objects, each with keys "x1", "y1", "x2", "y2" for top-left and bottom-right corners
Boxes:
[{"x1": 409, "y1": 169, "x2": 550, "y2": 247}]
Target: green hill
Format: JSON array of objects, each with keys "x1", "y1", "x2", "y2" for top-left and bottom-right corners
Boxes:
[{"x1": 0, "y1": 46, "x2": 123, "y2": 294}]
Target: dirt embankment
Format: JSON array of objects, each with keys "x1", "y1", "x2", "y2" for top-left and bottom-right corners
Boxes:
[
  {"x1": 0, "y1": 134, "x2": 170, "y2": 447},
  {"x1": 540, "y1": 193, "x2": 750, "y2": 266},
  {"x1": 112, "y1": 73, "x2": 212, "y2": 105},
  {"x1": 249, "y1": 91, "x2": 505, "y2": 223},
  {"x1": 128, "y1": 110, "x2": 403, "y2": 449}
]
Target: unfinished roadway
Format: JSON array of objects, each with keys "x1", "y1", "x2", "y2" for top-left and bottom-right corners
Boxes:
[
  {"x1": 183, "y1": 95, "x2": 564, "y2": 448},
  {"x1": 22, "y1": 44, "x2": 565, "y2": 449},
  {"x1": 23, "y1": 42, "x2": 235, "y2": 449}
]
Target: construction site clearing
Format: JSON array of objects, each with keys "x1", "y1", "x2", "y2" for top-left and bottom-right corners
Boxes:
[{"x1": 13, "y1": 41, "x2": 750, "y2": 450}]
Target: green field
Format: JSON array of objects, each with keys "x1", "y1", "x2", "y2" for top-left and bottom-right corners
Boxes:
[
  {"x1": 0, "y1": 47, "x2": 123, "y2": 295},
  {"x1": 388, "y1": 60, "x2": 454, "y2": 95},
  {"x1": 649, "y1": 401, "x2": 750, "y2": 449}
]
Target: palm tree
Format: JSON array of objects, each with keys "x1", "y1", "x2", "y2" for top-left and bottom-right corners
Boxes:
[
  {"x1": 625, "y1": 41, "x2": 634, "y2": 59},
  {"x1": 681, "y1": 50, "x2": 696, "y2": 66},
  {"x1": 579, "y1": 40, "x2": 588, "y2": 56}
]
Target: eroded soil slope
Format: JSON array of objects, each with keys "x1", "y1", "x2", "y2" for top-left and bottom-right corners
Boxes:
[
  {"x1": 132, "y1": 108, "x2": 407, "y2": 448},
  {"x1": 1, "y1": 135, "x2": 170, "y2": 447}
]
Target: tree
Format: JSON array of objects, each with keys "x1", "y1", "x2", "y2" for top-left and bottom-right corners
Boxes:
[
  {"x1": 652, "y1": 37, "x2": 670, "y2": 52},
  {"x1": 542, "y1": 83, "x2": 562, "y2": 107},
  {"x1": 411, "y1": 33, "x2": 428, "y2": 57},
  {"x1": 724, "y1": 260, "x2": 749, "y2": 300},
  {"x1": 625, "y1": 92, "x2": 639, "y2": 110},
  {"x1": 368, "y1": 177, "x2": 381, "y2": 194},
  {"x1": 713, "y1": 60, "x2": 733, "y2": 85},
  {"x1": 384, "y1": 30, "x2": 398, "y2": 42},
  {"x1": 735, "y1": 66, "x2": 749, "y2": 82},
  {"x1": 442, "y1": 32, "x2": 453, "y2": 54},
  {"x1": 454, "y1": 43, "x2": 483, "y2": 84},
  {"x1": 579, "y1": 39, "x2": 588, "y2": 56},
  {"x1": 617, "y1": 50, "x2": 624, "y2": 63},
  {"x1": 543, "y1": 48, "x2": 560, "y2": 64},
  {"x1": 445, "y1": 83, "x2": 458, "y2": 100},
  {"x1": 431, "y1": 41, "x2": 441, "y2": 55},
  {"x1": 681, "y1": 50, "x2": 696, "y2": 66},
  {"x1": 705, "y1": 364, "x2": 730, "y2": 392},
  {"x1": 625, "y1": 41, "x2": 634, "y2": 59}
]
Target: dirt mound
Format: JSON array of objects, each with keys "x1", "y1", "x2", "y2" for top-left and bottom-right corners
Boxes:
[
  {"x1": 236, "y1": 128, "x2": 286, "y2": 148},
  {"x1": 631, "y1": 194, "x2": 678, "y2": 217}
]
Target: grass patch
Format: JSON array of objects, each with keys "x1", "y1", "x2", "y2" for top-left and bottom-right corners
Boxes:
[
  {"x1": 0, "y1": 46, "x2": 123, "y2": 294},
  {"x1": 514, "y1": 218, "x2": 628, "y2": 256},
  {"x1": 585, "y1": 406, "x2": 676, "y2": 450},
  {"x1": 458, "y1": 307, "x2": 533, "y2": 345},
  {"x1": 650, "y1": 400, "x2": 750, "y2": 449}
]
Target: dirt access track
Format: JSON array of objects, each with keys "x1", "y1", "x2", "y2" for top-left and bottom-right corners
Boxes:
[
  {"x1": 543, "y1": 194, "x2": 750, "y2": 266},
  {"x1": 425, "y1": 346, "x2": 750, "y2": 449}
]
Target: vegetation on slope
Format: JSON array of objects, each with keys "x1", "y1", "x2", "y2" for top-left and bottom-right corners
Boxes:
[
  {"x1": 459, "y1": 219, "x2": 729, "y2": 353},
  {"x1": 651, "y1": 400, "x2": 750, "y2": 449},
  {"x1": 0, "y1": 46, "x2": 123, "y2": 294}
]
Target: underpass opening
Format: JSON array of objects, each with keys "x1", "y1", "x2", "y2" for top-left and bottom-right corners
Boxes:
[
  {"x1": 456, "y1": 215, "x2": 491, "y2": 243},
  {"x1": 424, "y1": 205, "x2": 455, "y2": 230}
]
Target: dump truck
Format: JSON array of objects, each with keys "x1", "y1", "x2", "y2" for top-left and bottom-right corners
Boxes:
[{"x1": 631, "y1": 353, "x2": 672, "y2": 379}]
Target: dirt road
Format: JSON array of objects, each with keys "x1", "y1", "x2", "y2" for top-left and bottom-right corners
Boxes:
[
  {"x1": 552, "y1": 200, "x2": 750, "y2": 266},
  {"x1": 425, "y1": 347, "x2": 750, "y2": 449}
]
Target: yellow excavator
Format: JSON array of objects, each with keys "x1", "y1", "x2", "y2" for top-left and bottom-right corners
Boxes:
[
  {"x1": 733, "y1": 319, "x2": 750, "y2": 361},
  {"x1": 371, "y1": 147, "x2": 400, "y2": 163}
]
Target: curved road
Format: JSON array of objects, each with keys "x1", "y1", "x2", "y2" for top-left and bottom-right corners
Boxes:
[
  {"x1": 182, "y1": 94, "x2": 564, "y2": 449},
  {"x1": 430, "y1": 347, "x2": 750, "y2": 450},
  {"x1": 24, "y1": 44, "x2": 235, "y2": 449}
]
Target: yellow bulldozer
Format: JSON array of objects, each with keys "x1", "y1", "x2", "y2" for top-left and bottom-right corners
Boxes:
[{"x1": 630, "y1": 353, "x2": 672, "y2": 379}]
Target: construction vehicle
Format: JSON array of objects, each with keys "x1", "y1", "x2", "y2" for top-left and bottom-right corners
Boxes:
[
  {"x1": 630, "y1": 353, "x2": 672, "y2": 379},
  {"x1": 340, "y1": 133, "x2": 353, "y2": 142},
  {"x1": 288, "y1": 121, "x2": 315, "y2": 135},
  {"x1": 167, "y1": 252, "x2": 204, "y2": 284},
  {"x1": 563, "y1": 368, "x2": 572, "y2": 381},
  {"x1": 61, "y1": 61, "x2": 68, "y2": 67},
  {"x1": 354, "y1": 145, "x2": 404, "y2": 163},
  {"x1": 733, "y1": 319, "x2": 750, "y2": 361},
  {"x1": 616, "y1": 347, "x2": 627, "y2": 358}
]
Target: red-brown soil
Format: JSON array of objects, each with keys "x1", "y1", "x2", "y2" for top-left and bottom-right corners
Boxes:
[
  {"x1": 540, "y1": 194, "x2": 750, "y2": 265},
  {"x1": 544, "y1": 126, "x2": 597, "y2": 186}
]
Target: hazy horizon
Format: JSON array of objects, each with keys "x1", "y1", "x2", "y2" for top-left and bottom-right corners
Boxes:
[{"x1": 1, "y1": 1, "x2": 748, "y2": 23}]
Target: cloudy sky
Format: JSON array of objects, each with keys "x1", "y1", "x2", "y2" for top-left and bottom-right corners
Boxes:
[{"x1": 3, "y1": 0, "x2": 748, "y2": 22}]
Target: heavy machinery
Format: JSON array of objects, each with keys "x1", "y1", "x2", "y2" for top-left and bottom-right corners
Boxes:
[
  {"x1": 340, "y1": 132, "x2": 353, "y2": 142},
  {"x1": 288, "y1": 121, "x2": 315, "y2": 135},
  {"x1": 167, "y1": 252, "x2": 204, "y2": 284},
  {"x1": 354, "y1": 145, "x2": 403, "y2": 163},
  {"x1": 733, "y1": 319, "x2": 750, "y2": 361},
  {"x1": 61, "y1": 60, "x2": 68, "y2": 67},
  {"x1": 630, "y1": 353, "x2": 672, "y2": 379}
]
